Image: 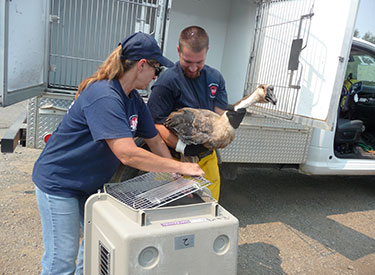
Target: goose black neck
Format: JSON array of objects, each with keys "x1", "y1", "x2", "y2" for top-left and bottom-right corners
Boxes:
[{"x1": 226, "y1": 108, "x2": 246, "y2": 129}]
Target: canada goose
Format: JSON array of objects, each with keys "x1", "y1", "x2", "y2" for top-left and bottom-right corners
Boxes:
[{"x1": 164, "y1": 84, "x2": 277, "y2": 152}]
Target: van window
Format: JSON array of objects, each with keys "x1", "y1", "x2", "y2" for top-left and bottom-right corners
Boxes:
[{"x1": 346, "y1": 52, "x2": 375, "y2": 86}]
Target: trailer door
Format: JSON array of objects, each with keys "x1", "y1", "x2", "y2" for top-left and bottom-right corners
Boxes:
[
  {"x1": 0, "y1": 0, "x2": 49, "y2": 107},
  {"x1": 247, "y1": 0, "x2": 360, "y2": 130}
]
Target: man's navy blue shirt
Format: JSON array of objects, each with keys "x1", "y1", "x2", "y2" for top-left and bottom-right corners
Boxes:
[
  {"x1": 148, "y1": 62, "x2": 228, "y2": 124},
  {"x1": 32, "y1": 79, "x2": 157, "y2": 197}
]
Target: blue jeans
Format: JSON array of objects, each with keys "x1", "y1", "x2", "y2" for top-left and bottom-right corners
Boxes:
[{"x1": 35, "y1": 186, "x2": 87, "y2": 275}]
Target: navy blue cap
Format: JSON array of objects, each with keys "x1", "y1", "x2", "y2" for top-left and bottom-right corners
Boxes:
[{"x1": 119, "y1": 32, "x2": 174, "y2": 68}]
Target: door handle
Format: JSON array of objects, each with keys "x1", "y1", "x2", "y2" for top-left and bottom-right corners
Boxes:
[{"x1": 288, "y1": 11, "x2": 314, "y2": 89}]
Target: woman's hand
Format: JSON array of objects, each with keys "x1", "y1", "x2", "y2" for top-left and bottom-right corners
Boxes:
[{"x1": 178, "y1": 162, "x2": 205, "y2": 177}]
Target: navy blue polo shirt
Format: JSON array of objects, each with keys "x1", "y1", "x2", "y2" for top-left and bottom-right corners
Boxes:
[
  {"x1": 148, "y1": 62, "x2": 228, "y2": 124},
  {"x1": 32, "y1": 79, "x2": 157, "y2": 197}
]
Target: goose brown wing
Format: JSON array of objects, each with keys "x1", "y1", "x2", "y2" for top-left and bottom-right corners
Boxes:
[{"x1": 164, "y1": 107, "x2": 219, "y2": 145}]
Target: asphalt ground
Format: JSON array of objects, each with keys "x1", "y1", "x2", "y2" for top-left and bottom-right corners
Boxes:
[{"x1": 220, "y1": 168, "x2": 375, "y2": 274}]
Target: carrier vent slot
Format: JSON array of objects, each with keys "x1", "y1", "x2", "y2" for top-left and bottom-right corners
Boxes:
[{"x1": 99, "y1": 241, "x2": 110, "y2": 275}]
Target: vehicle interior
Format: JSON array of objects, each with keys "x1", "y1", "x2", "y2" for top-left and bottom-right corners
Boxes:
[{"x1": 334, "y1": 39, "x2": 375, "y2": 159}]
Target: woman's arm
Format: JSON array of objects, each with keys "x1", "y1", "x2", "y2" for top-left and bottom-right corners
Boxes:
[{"x1": 106, "y1": 137, "x2": 204, "y2": 176}]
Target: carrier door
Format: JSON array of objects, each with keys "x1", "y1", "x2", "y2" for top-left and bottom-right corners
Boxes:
[
  {"x1": 247, "y1": 0, "x2": 360, "y2": 130},
  {"x1": 0, "y1": 0, "x2": 49, "y2": 107},
  {"x1": 48, "y1": 0, "x2": 169, "y2": 92}
]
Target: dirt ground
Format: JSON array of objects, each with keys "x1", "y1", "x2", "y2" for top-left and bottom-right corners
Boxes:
[
  {"x1": 0, "y1": 146, "x2": 42, "y2": 275},
  {"x1": 220, "y1": 167, "x2": 375, "y2": 275},
  {"x1": 1, "y1": 145, "x2": 375, "y2": 274}
]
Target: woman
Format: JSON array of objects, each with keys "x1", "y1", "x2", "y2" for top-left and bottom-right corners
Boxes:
[{"x1": 32, "y1": 32, "x2": 204, "y2": 275}]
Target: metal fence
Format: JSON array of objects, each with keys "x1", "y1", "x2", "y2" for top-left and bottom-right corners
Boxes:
[{"x1": 48, "y1": 0, "x2": 161, "y2": 90}]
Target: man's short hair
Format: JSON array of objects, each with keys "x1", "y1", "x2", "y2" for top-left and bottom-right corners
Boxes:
[{"x1": 179, "y1": 26, "x2": 209, "y2": 52}]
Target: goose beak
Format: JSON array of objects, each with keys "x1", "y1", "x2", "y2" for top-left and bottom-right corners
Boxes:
[{"x1": 265, "y1": 85, "x2": 277, "y2": 105}]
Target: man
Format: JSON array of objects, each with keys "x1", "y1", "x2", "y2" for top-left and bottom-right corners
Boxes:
[{"x1": 148, "y1": 26, "x2": 230, "y2": 200}]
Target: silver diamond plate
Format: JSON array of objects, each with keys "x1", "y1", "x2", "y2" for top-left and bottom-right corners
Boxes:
[
  {"x1": 219, "y1": 114, "x2": 312, "y2": 163},
  {"x1": 26, "y1": 93, "x2": 74, "y2": 149},
  {"x1": 27, "y1": 96, "x2": 312, "y2": 163}
]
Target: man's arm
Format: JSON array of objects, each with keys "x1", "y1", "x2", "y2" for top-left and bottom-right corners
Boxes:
[
  {"x1": 155, "y1": 124, "x2": 178, "y2": 149},
  {"x1": 214, "y1": 106, "x2": 225, "y2": 115},
  {"x1": 144, "y1": 133, "x2": 173, "y2": 158}
]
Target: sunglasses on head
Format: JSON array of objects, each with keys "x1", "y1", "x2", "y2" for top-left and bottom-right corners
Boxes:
[{"x1": 147, "y1": 61, "x2": 162, "y2": 77}]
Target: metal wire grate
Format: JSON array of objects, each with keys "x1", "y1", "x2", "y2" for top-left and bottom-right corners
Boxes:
[
  {"x1": 49, "y1": 0, "x2": 161, "y2": 90},
  {"x1": 247, "y1": 0, "x2": 315, "y2": 119},
  {"x1": 104, "y1": 172, "x2": 212, "y2": 209}
]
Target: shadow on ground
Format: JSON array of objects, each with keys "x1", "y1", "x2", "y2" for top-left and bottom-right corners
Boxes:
[{"x1": 220, "y1": 167, "x2": 375, "y2": 266}]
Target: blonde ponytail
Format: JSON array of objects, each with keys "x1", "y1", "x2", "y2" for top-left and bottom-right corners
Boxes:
[{"x1": 75, "y1": 46, "x2": 136, "y2": 99}]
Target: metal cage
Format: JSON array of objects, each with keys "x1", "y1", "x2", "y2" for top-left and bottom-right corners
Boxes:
[
  {"x1": 247, "y1": 0, "x2": 315, "y2": 119},
  {"x1": 48, "y1": 0, "x2": 163, "y2": 90}
]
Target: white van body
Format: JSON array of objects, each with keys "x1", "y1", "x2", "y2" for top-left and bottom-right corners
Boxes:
[
  {"x1": 2, "y1": 0, "x2": 374, "y2": 176},
  {"x1": 301, "y1": 38, "x2": 375, "y2": 175}
]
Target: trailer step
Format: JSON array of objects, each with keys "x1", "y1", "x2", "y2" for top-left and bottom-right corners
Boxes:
[{"x1": 1, "y1": 110, "x2": 27, "y2": 153}]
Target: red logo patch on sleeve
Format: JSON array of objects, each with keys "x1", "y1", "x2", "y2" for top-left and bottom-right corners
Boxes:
[
  {"x1": 129, "y1": 115, "x2": 138, "y2": 131},
  {"x1": 210, "y1": 86, "x2": 217, "y2": 96},
  {"x1": 208, "y1": 83, "x2": 219, "y2": 98}
]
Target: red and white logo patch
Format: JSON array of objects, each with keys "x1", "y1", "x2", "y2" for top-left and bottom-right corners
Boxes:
[
  {"x1": 129, "y1": 115, "x2": 138, "y2": 132},
  {"x1": 210, "y1": 86, "x2": 217, "y2": 96},
  {"x1": 209, "y1": 83, "x2": 219, "y2": 98}
]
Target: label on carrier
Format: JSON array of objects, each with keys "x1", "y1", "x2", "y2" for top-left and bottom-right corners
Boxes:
[
  {"x1": 175, "y1": 234, "x2": 195, "y2": 250},
  {"x1": 161, "y1": 217, "x2": 207, "y2": 227}
]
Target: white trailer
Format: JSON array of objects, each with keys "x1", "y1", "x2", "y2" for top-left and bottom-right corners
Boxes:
[{"x1": 2, "y1": 0, "x2": 375, "y2": 177}]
